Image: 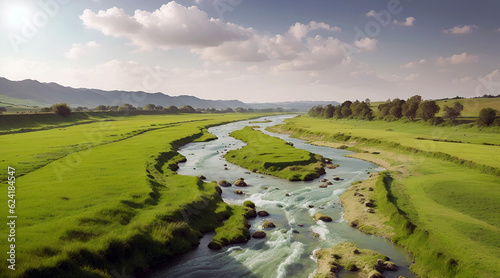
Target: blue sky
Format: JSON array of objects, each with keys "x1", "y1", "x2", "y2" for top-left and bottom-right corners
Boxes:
[{"x1": 0, "y1": 0, "x2": 499, "y2": 102}]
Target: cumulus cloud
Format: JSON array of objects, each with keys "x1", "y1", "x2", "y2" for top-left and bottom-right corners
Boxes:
[
  {"x1": 485, "y1": 69, "x2": 500, "y2": 79},
  {"x1": 443, "y1": 25, "x2": 477, "y2": 34},
  {"x1": 80, "y1": 2, "x2": 253, "y2": 50},
  {"x1": 80, "y1": 2, "x2": 347, "y2": 72},
  {"x1": 401, "y1": 59, "x2": 426, "y2": 69},
  {"x1": 65, "y1": 41, "x2": 101, "y2": 59},
  {"x1": 437, "y1": 52, "x2": 479, "y2": 65},
  {"x1": 354, "y1": 38, "x2": 378, "y2": 52},
  {"x1": 272, "y1": 36, "x2": 350, "y2": 72},
  {"x1": 393, "y1": 17, "x2": 415, "y2": 26},
  {"x1": 366, "y1": 10, "x2": 377, "y2": 17},
  {"x1": 193, "y1": 20, "x2": 347, "y2": 71}
]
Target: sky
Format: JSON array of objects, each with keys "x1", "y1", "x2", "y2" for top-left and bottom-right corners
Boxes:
[{"x1": 0, "y1": 0, "x2": 499, "y2": 103}]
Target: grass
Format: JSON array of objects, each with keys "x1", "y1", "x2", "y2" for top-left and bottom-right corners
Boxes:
[
  {"x1": 209, "y1": 205, "x2": 252, "y2": 249},
  {"x1": 314, "y1": 242, "x2": 394, "y2": 278},
  {"x1": 225, "y1": 126, "x2": 325, "y2": 181},
  {"x1": 340, "y1": 174, "x2": 396, "y2": 239},
  {"x1": 268, "y1": 116, "x2": 500, "y2": 169},
  {"x1": 271, "y1": 115, "x2": 500, "y2": 278},
  {"x1": 0, "y1": 112, "x2": 273, "y2": 277}
]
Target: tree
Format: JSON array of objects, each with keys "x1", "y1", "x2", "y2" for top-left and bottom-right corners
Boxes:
[
  {"x1": 118, "y1": 104, "x2": 136, "y2": 112},
  {"x1": 443, "y1": 101, "x2": 464, "y2": 122},
  {"x1": 143, "y1": 104, "x2": 156, "y2": 111},
  {"x1": 94, "y1": 105, "x2": 107, "y2": 111},
  {"x1": 308, "y1": 105, "x2": 323, "y2": 117},
  {"x1": 51, "y1": 103, "x2": 71, "y2": 117},
  {"x1": 417, "y1": 100, "x2": 440, "y2": 121},
  {"x1": 179, "y1": 105, "x2": 196, "y2": 113},
  {"x1": 402, "y1": 95, "x2": 422, "y2": 121},
  {"x1": 341, "y1": 105, "x2": 352, "y2": 118},
  {"x1": 476, "y1": 108, "x2": 497, "y2": 127},
  {"x1": 164, "y1": 105, "x2": 180, "y2": 114},
  {"x1": 321, "y1": 104, "x2": 335, "y2": 118},
  {"x1": 40, "y1": 107, "x2": 51, "y2": 112}
]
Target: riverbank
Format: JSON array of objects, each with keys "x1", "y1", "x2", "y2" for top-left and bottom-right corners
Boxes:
[
  {"x1": 314, "y1": 242, "x2": 399, "y2": 278},
  {"x1": 0, "y1": 113, "x2": 276, "y2": 278},
  {"x1": 268, "y1": 115, "x2": 500, "y2": 277}
]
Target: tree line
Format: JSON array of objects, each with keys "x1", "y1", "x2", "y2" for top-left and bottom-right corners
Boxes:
[
  {"x1": 308, "y1": 95, "x2": 499, "y2": 127},
  {"x1": 39, "y1": 103, "x2": 276, "y2": 118}
]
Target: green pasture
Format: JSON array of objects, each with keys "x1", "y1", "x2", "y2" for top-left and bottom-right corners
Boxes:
[
  {"x1": 272, "y1": 115, "x2": 500, "y2": 277},
  {"x1": 276, "y1": 116, "x2": 500, "y2": 168},
  {"x1": 0, "y1": 113, "x2": 269, "y2": 277}
]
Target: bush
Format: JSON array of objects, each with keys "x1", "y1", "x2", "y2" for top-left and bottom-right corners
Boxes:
[
  {"x1": 51, "y1": 103, "x2": 71, "y2": 117},
  {"x1": 477, "y1": 108, "x2": 497, "y2": 127},
  {"x1": 428, "y1": 116, "x2": 444, "y2": 126}
]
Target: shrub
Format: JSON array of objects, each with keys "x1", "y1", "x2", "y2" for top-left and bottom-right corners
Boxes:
[
  {"x1": 51, "y1": 103, "x2": 71, "y2": 117},
  {"x1": 477, "y1": 108, "x2": 497, "y2": 127}
]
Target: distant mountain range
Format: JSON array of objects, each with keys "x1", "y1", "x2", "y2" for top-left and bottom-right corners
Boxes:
[{"x1": 0, "y1": 77, "x2": 339, "y2": 110}]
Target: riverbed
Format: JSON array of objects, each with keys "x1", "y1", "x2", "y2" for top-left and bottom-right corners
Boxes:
[{"x1": 150, "y1": 114, "x2": 415, "y2": 278}]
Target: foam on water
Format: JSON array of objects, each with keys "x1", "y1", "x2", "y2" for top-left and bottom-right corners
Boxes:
[{"x1": 311, "y1": 220, "x2": 330, "y2": 240}]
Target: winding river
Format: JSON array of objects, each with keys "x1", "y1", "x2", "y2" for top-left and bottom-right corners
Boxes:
[{"x1": 150, "y1": 115, "x2": 415, "y2": 278}]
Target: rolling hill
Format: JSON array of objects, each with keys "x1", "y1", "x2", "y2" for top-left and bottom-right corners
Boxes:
[{"x1": 0, "y1": 77, "x2": 339, "y2": 111}]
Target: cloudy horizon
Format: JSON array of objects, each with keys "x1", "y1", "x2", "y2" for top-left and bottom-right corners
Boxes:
[{"x1": 1, "y1": 0, "x2": 499, "y2": 102}]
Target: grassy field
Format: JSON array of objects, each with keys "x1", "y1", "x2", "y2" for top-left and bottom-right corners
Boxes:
[
  {"x1": 0, "y1": 112, "x2": 271, "y2": 277},
  {"x1": 225, "y1": 126, "x2": 325, "y2": 181},
  {"x1": 270, "y1": 115, "x2": 500, "y2": 278}
]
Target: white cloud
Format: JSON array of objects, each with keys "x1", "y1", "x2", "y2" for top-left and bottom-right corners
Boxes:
[
  {"x1": 65, "y1": 41, "x2": 101, "y2": 59},
  {"x1": 354, "y1": 38, "x2": 378, "y2": 52},
  {"x1": 288, "y1": 21, "x2": 341, "y2": 40},
  {"x1": 366, "y1": 10, "x2": 377, "y2": 17},
  {"x1": 393, "y1": 17, "x2": 415, "y2": 26},
  {"x1": 194, "y1": 20, "x2": 347, "y2": 71},
  {"x1": 452, "y1": 76, "x2": 472, "y2": 83},
  {"x1": 401, "y1": 59, "x2": 426, "y2": 69},
  {"x1": 437, "y1": 52, "x2": 479, "y2": 65},
  {"x1": 443, "y1": 25, "x2": 477, "y2": 34},
  {"x1": 80, "y1": 2, "x2": 253, "y2": 50},
  {"x1": 404, "y1": 73, "x2": 418, "y2": 81},
  {"x1": 483, "y1": 69, "x2": 500, "y2": 81},
  {"x1": 272, "y1": 36, "x2": 350, "y2": 72}
]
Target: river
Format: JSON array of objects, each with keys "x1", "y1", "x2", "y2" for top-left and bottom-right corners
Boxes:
[{"x1": 150, "y1": 114, "x2": 415, "y2": 278}]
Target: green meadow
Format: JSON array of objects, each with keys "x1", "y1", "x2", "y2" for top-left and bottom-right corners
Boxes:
[
  {"x1": 270, "y1": 115, "x2": 500, "y2": 278},
  {"x1": 0, "y1": 112, "x2": 270, "y2": 277},
  {"x1": 225, "y1": 126, "x2": 325, "y2": 181}
]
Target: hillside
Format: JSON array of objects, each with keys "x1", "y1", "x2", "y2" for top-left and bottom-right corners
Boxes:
[{"x1": 0, "y1": 77, "x2": 339, "y2": 112}]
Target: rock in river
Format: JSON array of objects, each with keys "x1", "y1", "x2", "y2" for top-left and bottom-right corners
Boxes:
[
  {"x1": 252, "y1": 231, "x2": 266, "y2": 239},
  {"x1": 313, "y1": 212, "x2": 333, "y2": 222},
  {"x1": 234, "y1": 179, "x2": 247, "y2": 187},
  {"x1": 218, "y1": 180, "x2": 231, "y2": 187},
  {"x1": 262, "y1": 221, "x2": 276, "y2": 229},
  {"x1": 257, "y1": 210, "x2": 269, "y2": 217}
]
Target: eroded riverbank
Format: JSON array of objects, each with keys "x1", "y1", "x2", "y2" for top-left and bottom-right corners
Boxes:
[{"x1": 150, "y1": 115, "x2": 415, "y2": 278}]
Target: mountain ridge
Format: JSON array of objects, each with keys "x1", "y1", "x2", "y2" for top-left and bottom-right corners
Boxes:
[{"x1": 0, "y1": 77, "x2": 339, "y2": 110}]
